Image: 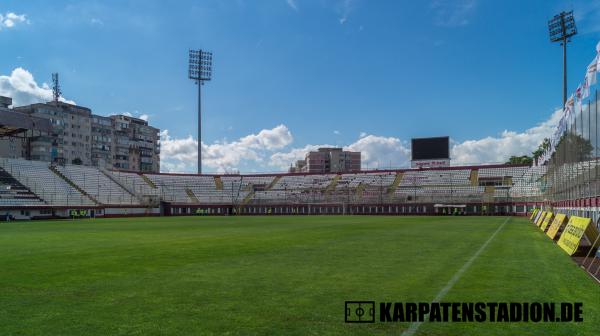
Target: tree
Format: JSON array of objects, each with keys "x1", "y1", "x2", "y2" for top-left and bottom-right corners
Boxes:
[
  {"x1": 556, "y1": 132, "x2": 594, "y2": 163},
  {"x1": 72, "y1": 158, "x2": 83, "y2": 165},
  {"x1": 505, "y1": 155, "x2": 533, "y2": 166},
  {"x1": 532, "y1": 138, "x2": 551, "y2": 162}
]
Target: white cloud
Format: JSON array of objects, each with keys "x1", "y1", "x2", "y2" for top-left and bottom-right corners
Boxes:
[
  {"x1": 430, "y1": 0, "x2": 477, "y2": 27},
  {"x1": 118, "y1": 111, "x2": 150, "y2": 121},
  {"x1": 161, "y1": 125, "x2": 293, "y2": 173},
  {"x1": 270, "y1": 144, "x2": 332, "y2": 169},
  {"x1": 337, "y1": 0, "x2": 355, "y2": 24},
  {"x1": 240, "y1": 124, "x2": 294, "y2": 150},
  {"x1": 286, "y1": 0, "x2": 298, "y2": 11},
  {"x1": 159, "y1": 131, "x2": 197, "y2": 173},
  {"x1": 574, "y1": 1, "x2": 600, "y2": 35},
  {"x1": 451, "y1": 109, "x2": 562, "y2": 165},
  {"x1": 160, "y1": 111, "x2": 561, "y2": 173},
  {"x1": 0, "y1": 68, "x2": 75, "y2": 106},
  {"x1": 346, "y1": 134, "x2": 411, "y2": 169},
  {"x1": 117, "y1": 111, "x2": 150, "y2": 121},
  {"x1": 90, "y1": 18, "x2": 104, "y2": 26},
  {"x1": 0, "y1": 12, "x2": 28, "y2": 30},
  {"x1": 269, "y1": 134, "x2": 410, "y2": 170},
  {"x1": 333, "y1": 130, "x2": 340, "y2": 135}
]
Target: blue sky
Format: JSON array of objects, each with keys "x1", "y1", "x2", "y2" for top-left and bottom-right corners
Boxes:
[{"x1": 1, "y1": 0, "x2": 600, "y2": 172}]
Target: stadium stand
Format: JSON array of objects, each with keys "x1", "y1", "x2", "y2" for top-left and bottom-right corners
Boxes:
[
  {"x1": 478, "y1": 166, "x2": 529, "y2": 178},
  {"x1": 509, "y1": 166, "x2": 547, "y2": 198},
  {"x1": 399, "y1": 169, "x2": 471, "y2": 187},
  {"x1": 0, "y1": 159, "x2": 549, "y2": 218},
  {"x1": 0, "y1": 166, "x2": 45, "y2": 206},
  {"x1": 145, "y1": 174, "x2": 214, "y2": 203},
  {"x1": 0, "y1": 158, "x2": 95, "y2": 206},
  {"x1": 55, "y1": 165, "x2": 140, "y2": 205},
  {"x1": 106, "y1": 170, "x2": 160, "y2": 198}
]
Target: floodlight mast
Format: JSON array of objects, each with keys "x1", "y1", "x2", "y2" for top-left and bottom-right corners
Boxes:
[
  {"x1": 188, "y1": 49, "x2": 213, "y2": 174},
  {"x1": 548, "y1": 11, "x2": 577, "y2": 106}
]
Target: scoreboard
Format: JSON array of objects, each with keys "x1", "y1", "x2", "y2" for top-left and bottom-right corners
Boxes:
[{"x1": 411, "y1": 136, "x2": 450, "y2": 168}]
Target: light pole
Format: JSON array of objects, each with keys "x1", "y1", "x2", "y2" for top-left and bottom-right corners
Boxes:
[
  {"x1": 188, "y1": 49, "x2": 213, "y2": 174},
  {"x1": 548, "y1": 11, "x2": 577, "y2": 107}
]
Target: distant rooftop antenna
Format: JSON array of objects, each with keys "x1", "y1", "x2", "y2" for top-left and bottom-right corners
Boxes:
[{"x1": 51, "y1": 73, "x2": 61, "y2": 103}]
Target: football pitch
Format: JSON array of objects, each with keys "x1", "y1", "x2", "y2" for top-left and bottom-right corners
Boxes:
[{"x1": 1, "y1": 215, "x2": 598, "y2": 335}]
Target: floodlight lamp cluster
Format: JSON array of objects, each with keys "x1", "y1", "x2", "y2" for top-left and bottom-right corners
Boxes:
[
  {"x1": 188, "y1": 49, "x2": 213, "y2": 81},
  {"x1": 548, "y1": 11, "x2": 577, "y2": 42}
]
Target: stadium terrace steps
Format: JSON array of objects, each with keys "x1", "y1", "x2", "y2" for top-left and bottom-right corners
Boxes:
[
  {"x1": 241, "y1": 191, "x2": 255, "y2": 205},
  {"x1": 484, "y1": 186, "x2": 495, "y2": 202},
  {"x1": 387, "y1": 172, "x2": 403, "y2": 196},
  {"x1": 140, "y1": 174, "x2": 157, "y2": 188},
  {"x1": 400, "y1": 170, "x2": 471, "y2": 187},
  {"x1": 185, "y1": 188, "x2": 200, "y2": 203},
  {"x1": 478, "y1": 166, "x2": 528, "y2": 179},
  {"x1": 266, "y1": 176, "x2": 280, "y2": 190},
  {"x1": 356, "y1": 183, "x2": 366, "y2": 198},
  {"x1": 54, "y1": 165, "x2": 139, "y2": 205},
  {"x1": 107, "y1": 171, "x2": 161, "y2": 203},
  {"x1": 325, "y1": 175, "x2": 341, "y2": 195},
  {"x1": 509, "y1": 165, "x2": 547, "y2": 198},
  {"x1": 484, "y1": 186, "x2": 495, "y2": 193},
  {"x1": 214, "y1": 176, "x2": 223, "y2": 190},
  {"x1": 470, "y1": 169, "x2": 479, "y2": 186},
  {"x1": 0, "y1": 167, "x2": 45, "y2": 206},
  {"x1": 100, "y1": 168, "x2": 140, "y2": 201},
  {"x1": 148, "y1": 174, "x2": 224, "y2": 203},
  {"x1": 49, "y1": 165, "x2": 99, "y2": 205},
  {"x1": 0, "y1": 159, "x2": 95, "y2": 206}
]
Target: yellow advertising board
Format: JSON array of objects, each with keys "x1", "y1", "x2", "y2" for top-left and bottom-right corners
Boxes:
[
  {"x1": 543, "y1": 212, "x2": 554, "y2": 227},
  {"x1": 546, "y1": 214, "x2": 568, "y2": 240},
  {"x1": 540, "y1": 212, "x2": 554, "y2": 231},
  {"x1": 557, "y1": 216, "x2": 600, "y2": 255},
  {"x1": 529, "y1": 209, "x2": 539, "y2": 221},
  {"x1": 532, "y1": 210, "x2": 542, "y2": 225},
  {"x1": 532, "y1": 210, "x2": 540, "y2": 223},
  {"x1": 535, "y1": 211, "x2": 547, "y2": 227},
  {"x1": 535, "y1": 212, "x2": 545, "y2": 227}
]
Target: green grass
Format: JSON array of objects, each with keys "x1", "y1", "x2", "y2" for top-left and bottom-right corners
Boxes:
[{"x1": 0, "y1": 216, "x2": 598, "y2": 335}]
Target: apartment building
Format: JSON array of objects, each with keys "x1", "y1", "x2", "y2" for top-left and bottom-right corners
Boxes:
[
  {"x1": 289, "y1": 147, "x2": 361, "y2": 173},
  {"x1": 111, "y1": 115, "x2": 160, "y2": 172},
  {"x1": 9, "y1": 100, "x2": 160, "y2": 172},
  {"x1": 15, "y1": 101, "x2": 92, "y2": 165}
]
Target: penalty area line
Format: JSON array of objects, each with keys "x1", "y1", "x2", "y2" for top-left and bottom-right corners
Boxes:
[{"x1": 401, "y1": 217, "x2": 511, "y2": 336}]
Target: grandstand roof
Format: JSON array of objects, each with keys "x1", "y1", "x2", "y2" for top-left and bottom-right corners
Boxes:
[{"x1": 0, "y1": 108, "x2": 52, "y2": 137}]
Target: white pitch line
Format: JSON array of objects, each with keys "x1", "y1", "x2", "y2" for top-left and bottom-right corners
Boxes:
[{"x1": 401, "y1": 217, "x2": 510, "y2": 336}]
